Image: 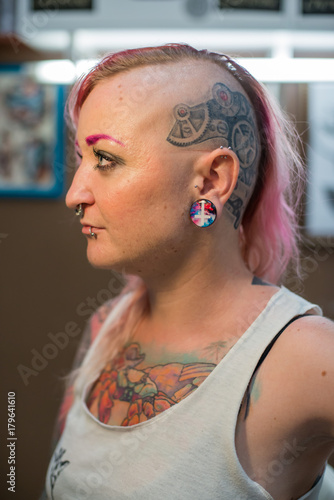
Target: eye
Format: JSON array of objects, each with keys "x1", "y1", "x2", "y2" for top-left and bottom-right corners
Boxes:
[{"x1": 93, "y1": 148, "x2": 118, "y2": 172}]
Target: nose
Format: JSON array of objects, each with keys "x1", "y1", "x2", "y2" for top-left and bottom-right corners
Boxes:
[{"x1": 65, "y1": 162, "x2": 95, "y2": 210}]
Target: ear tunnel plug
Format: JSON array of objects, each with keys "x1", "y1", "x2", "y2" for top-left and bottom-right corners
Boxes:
[{"x1": 190, "y1": 199, "x2": 217, "y2": 228}]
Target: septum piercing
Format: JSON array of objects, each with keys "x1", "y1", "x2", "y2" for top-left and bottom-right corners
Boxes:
[
  {"x1": 75, "y1": 205, "x2": 95, "y2": 238},
  {"x1": 75, "y1": 204, "x2": 84, "y2": 217}
]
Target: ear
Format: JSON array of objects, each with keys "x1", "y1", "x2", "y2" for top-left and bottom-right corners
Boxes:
[{"x1": 193, "y1": 147, "x2": 239, "y2": 216}]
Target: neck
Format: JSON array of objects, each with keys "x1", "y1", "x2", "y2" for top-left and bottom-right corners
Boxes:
[{"x1": 135, "y1": 235, "x2": 253, "y2": 341}]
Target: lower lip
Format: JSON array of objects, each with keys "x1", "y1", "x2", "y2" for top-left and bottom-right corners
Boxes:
[{"x1": 82, "y1": 226, "x2": 103, "y2": 235}]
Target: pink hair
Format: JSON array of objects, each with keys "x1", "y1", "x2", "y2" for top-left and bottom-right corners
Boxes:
[
  {"x1": 58, "y1": 45, "x2": 305, "y2": 427},
  {"x1": 67, "y1": 44, "x2": 304, "y2": 284}
]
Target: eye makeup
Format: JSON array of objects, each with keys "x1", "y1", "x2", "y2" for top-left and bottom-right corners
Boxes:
[
  {"x1": 85, "y1": 134, "x2": 125, "y2": 147},
  {"x1": 93, "y1": 148, "x2": 126, "y2": 171},
  {"x1": 74, "y1": 138, "x2": 126, "y2": 170}
]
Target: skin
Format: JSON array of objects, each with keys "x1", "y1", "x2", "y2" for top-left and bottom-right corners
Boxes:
[
  {"x1": 66, "y1": 61, "x2": 252, "y2": 330},
  {"x1": 66, "y1": 60, "x2": 334, "y2": 500}
]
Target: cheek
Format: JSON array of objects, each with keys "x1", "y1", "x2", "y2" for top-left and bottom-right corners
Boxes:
[
  {"x1": 111, "y1": 190, "x2": 190, "y2": 241},
  {"x1": 100, "y1": 162, "x2": 192, "y2": 232}
]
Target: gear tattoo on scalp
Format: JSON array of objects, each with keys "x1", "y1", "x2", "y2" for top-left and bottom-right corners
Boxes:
[{"x1": 166, "y1": 83, "x2": 260, "y2": 229}]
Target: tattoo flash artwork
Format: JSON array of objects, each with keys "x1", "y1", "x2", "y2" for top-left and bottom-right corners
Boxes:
[
  {"x1": 87, "y1": 342, "x2": 216, "y2": 426},
  {"x1": 167, "y1": 83, "x2": 260, "y2": 228}
]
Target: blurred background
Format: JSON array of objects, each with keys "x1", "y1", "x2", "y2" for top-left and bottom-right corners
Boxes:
[{"x1": 0, "y1": 0, "x2": 333, "y2": 498}]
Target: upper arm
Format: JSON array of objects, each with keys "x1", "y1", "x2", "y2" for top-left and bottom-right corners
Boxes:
[{"x1": 283, "y1": 315, "x2": 334, "y2": 440}]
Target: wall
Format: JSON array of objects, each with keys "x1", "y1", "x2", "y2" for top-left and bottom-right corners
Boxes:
[
  {"x1": 0, "y1": 186, "x2": 125, "y2": 498},
  {"x1": 15, "y1": 0, "x2": 334, "y2": 33}
]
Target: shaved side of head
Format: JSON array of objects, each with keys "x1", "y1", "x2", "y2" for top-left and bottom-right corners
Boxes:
[
  {"x1": 69, "y1": 43, "x2": 304, "y2": 284},
  {"x1": 153, "y1": 60, "x2": 261, "y2": 230}
]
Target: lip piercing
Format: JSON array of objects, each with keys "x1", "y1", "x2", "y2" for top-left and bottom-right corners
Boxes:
[
  {"x1": 75, "y1": 204, "x2": 84, "y2": 217},
  {"x1": 89, "y1": 227, "x2": 96, "y2": 238}
]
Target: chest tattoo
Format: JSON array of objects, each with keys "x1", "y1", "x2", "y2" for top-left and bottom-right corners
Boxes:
[{"x1": 87, "y1": 342, "x2": 216, "y2": 426}]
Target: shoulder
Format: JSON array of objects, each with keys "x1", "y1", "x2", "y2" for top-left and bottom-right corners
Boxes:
[
  {"x1": 262, "y1": 314, "x2": 334, "y2": 439},
  {"x1": 276, "y1": 314, "x2": 334, "y2": 379},
  {"x1": 237, "y1": 313, "x2": 334, "y2": 497},
  {"x1": 81, "y1": 280, "x2": 143, "y2": 350},
  {"x1": 89, "y1": 297, "x2": 119, "y2": 341}
]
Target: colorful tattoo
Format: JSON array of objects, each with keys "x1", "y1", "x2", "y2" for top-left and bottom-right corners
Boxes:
[
  {"x1": 87, "y1": 342, "x2": 216, "y2": 426},
  {"x1": 167, "y1": 82, "x2": 260, "y2": 229},
  {"x1": 243, "y1": 370, "x2": 262, "y2": 420}
]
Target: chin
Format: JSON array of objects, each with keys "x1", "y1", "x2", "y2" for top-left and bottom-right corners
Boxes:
[
  {"x1": 86, "y1": 248, "x2": 113, "y2": 270},
  {"x1": 90, "y1": 261, "x2": 115, "y2": 270},
  {"x1": 87, "y1": 256, "x2": 119, "y2": 271},
  {"x1": 85, "y1": 241, "x2": 153, "y2": 276},
  {"x1": 86, "y1": 249, "x2": 126, "y2": 273}
]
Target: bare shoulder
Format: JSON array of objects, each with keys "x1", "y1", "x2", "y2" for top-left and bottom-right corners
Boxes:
[
  {"x1": 236, "y1": 314, "x2": 334, "y2": 499},
  {"x1": 262, "y1": 314, "x2": 334, "y2": 439},
  {"x1": 90, "y1": 295, "x2": 123, "y2": 341},
  {"x1": 278, "y1": 314, "x2": 334, "y2": 379}
]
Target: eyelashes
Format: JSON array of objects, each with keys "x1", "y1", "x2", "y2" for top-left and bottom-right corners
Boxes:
[
  {"x1": 74, "y1": 150, "x2": 82, "y2": 170},
  {"x1": 92, "y1": 148, "x2": 118, "y2": 172},
  {"x1": 74, "y1": 147, "x2": 124, "y2": 172}
]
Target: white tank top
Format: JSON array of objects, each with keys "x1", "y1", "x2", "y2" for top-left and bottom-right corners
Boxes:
[{"x1": 45, "y1": 286, "x2": 328, "y2": 500}]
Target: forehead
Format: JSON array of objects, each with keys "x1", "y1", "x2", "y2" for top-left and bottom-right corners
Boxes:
[
  {"x1": 76, "y1": 61, "x2": 251, "y2": 146},
  {"x1": 76, "y1": 66, "x2": 174, "y2": 144}
]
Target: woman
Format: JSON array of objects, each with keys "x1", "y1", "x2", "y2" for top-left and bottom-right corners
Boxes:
[{"x1": 45, "y1": 44, "x2": 334, "y2": 499}]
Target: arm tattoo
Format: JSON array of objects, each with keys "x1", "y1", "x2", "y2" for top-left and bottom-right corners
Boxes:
[
  {"x1": 167, "y1": 82, "x2": 260, "y2": 228},
  {"x1": 243, "y1": 370, "x2": 262, "y2": 420}
]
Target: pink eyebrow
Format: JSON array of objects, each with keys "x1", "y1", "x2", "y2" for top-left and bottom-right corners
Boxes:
[{"x1": 85, "y1": 134, "x2": 125, "y2": 147}]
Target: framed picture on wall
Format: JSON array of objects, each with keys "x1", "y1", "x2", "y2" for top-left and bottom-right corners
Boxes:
[
  {"x1": 0, "y1": 65, "x2": 65, "y2": 198},
  {"x1": 306, "y1": 83, "x2": 334, "y2": 238}
]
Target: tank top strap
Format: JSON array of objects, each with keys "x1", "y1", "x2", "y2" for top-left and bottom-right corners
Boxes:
[
  {"x1": 242, "y1": 312, "x2": 313, "y2": 420},
  {"x1": 217, "y1": 286, "x2": 322, "y2": 388},
  {"x1": 206, "y1": 286, "x2": 322, "y2": 495},
  {"x1": 45, "y1": 287, "x2": 323, "y2": 500}
]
